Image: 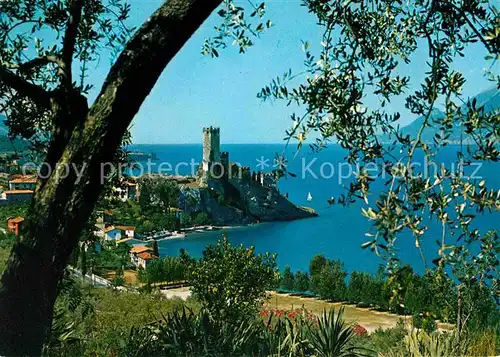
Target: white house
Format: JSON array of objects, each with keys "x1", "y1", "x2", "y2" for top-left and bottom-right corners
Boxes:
[
  {"x1": 104, "y1": 226, "x2": 122, "y2": 241},
  {"x1": 136, "y1": 251, "x2": 156, "y2": 269},
  {"x1": 129, "y1": 245, "x2": 153, "y2": 266},
  {"x1": 113, "y1": 181, "x2": 138, "y2": 202},
  {"x1": 115, "y1": 225, "x2": 135, "y2": 239}
]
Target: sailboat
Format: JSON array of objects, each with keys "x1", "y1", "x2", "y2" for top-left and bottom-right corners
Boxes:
[{"x1": 307, "y1": 192, "x2": 312, "y2": 201}]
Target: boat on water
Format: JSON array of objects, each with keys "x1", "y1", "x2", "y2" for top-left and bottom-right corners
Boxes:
[{"x1": 307, "y1": 192, "x2": 312, "y2": 201}]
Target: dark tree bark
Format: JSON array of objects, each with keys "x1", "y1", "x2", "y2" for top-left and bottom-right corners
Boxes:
[{"x1": 0, "y1": 0, "x2": 221, "y2": 354}]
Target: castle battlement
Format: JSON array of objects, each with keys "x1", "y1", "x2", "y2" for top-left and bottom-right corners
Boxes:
[{"x1": 203, "y1": 127, "x2": 220, "y2": 134}]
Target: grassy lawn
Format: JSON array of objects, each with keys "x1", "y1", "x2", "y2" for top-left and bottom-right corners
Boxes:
[{"x1": 102, "y1": 269, "x2": 138, "y2": 286}]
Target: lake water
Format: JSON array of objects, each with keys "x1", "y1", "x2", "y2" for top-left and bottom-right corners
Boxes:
[{"x1": 129, "y1": 144, "x2": 500, "y2": 274}]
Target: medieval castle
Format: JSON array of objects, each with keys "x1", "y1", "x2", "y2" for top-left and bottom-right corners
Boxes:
[{"x1": 200, "y1": 127, "x2": 277, "y2": 189}]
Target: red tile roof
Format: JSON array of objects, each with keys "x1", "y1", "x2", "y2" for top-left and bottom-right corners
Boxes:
[
  {"x1": 9, "y1": 176, "x2": 37, "y2": 184},
  {"x1": 8, "y1": 216, "x2": 24, "y2": 223},
  {"x1": 137, "y1": 251, "x2": 156, "y2": 260},
  {"x1": 115, "y1": 225, "x2": 135, "y2": 231},
  {"x1": 130, "y1": 246, "x2": 152, "y2": 254}
]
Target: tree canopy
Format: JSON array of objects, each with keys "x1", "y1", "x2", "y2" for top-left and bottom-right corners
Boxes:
[{"x1": 261, "y1": 0, "x2": 499, "y2": 317}]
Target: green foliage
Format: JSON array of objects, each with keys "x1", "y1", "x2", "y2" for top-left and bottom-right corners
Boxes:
[
  {"x1": 0, "y1": 0, "x2": 135, "y2": 150},
  {"x1": 186, "y1": 235, "x2": 277, "y2": 324},
  {"x1": 202, "y1": 0, "x2": 272, "y2": 57},
  {"x1": 110, "y1": 267, "x2": 125, "y2": 288},
  {"x1": 354, "y1": 320, "x2": 407, "y2": 355},
  {"x1": 193, "y1": 212, "x2": 211, "y2": 226},
  {"x1": 421, "y1": 316, "x2": 437, "y2": 334},
  {"x1": 295, "y1": 271, "x2": 310, "y2": 292},
  {"x1": 84, "y1": 287, "x2": 189, "y2": 356},
  {"x1": 43, "y1": 271, "x2": 95, "y2": 356},
  {"x1": 155, "y1": 179, "x2": 180, "y2": 212},
  {"x1": 0, "y1": 246, "x2": 10, "y2": 274},
  {"x1": 347, "y1": 271, "x2": 385, "y2": 307},
  {"x1": 261, "y1": 0, "x2": 500, "y2": 328},
  {"x1": 309, "y1": 254, "x2": 327, "y2": 276},
  {"x1": 280, "y1": 265, "x2": 295, "y2": 291},
  {"x1": 90, "y1": 242, "x2": 132, "y2": 273},
  {"x1": 137, "y1": 255, "x2": 187, "y2": 285},
  {"x1": 0, "y1": 231, "x2": 16, "y2": 273},
  {"x1": 151, "y1": 240, "x2": 159, "y2": 257},
  {"x1": 314, "y1": 260, "x2": 347, "y2": 302},
  {"x1": 308, "y1": 308, "x2": 369, "y2": 357},
  {"x1": 136, "y1": 176, "x2": 180, "y2": 213},
  {"x1": 0, "y1": 204, "x2": 28, "y2": 229},
  {"x1": 108, "y1": 199, "x2": 181, "y2": 235},
  {"x1": 120, "y1": 306, "x2": 370, "y2": 357},
  {"x1": 79, "y1": 246, "x2": 87, "y2": 277},
  {"x1": 399, "y1": 330, "x2": 469, "y2": 357},
  {"x1": 139, "y1": 258, "x2": 164, "y2": 284}
]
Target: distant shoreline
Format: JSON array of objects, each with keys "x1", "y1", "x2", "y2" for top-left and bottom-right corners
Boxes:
[{"x1": 153, "y1": 224, "x2": 244, "y2": 242}]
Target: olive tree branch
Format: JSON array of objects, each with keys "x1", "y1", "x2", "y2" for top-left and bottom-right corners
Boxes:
[
  {"x1": 17, "y1": 56, "x2": 66, "y2": 72},
  {"x1": 449, "y1": 3, "x2": 496, "y2": 54},
  {"x1": 61, "y1": 0, "x2": 85, "y2": 87},
  {"x1": 0, "y1": 68, "x2": 53, "y2": 109}
]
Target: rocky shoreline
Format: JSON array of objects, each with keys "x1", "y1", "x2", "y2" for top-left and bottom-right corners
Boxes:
[{"x1": 177, "y1": 176, "x2": 318, "y2": 226}]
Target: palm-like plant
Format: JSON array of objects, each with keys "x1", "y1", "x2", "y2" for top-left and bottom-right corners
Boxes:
[
  {"x1": 403, "y1": 330, "x2": 469, "y2": 357},
  {"x1": 263, "y1": 313, "x2": 310, "y2": 357},
  {"x1": 307, "y1": 307, "x2": 371, "y2": 357}
]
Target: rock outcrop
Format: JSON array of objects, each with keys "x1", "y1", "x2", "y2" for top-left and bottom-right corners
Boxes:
[{"x1": 179, "y1": 176, "x2": 317, "y2": 226}]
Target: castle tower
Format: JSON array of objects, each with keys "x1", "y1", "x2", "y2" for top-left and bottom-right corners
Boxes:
[
  {"x1": 202, "y1": 127, "x2": 221, "y2": 173},
  {"x1": 220, "y1": 151, "x2": 229, "y2": 180}
]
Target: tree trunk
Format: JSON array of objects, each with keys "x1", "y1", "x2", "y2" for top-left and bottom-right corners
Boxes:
[{"x1": 0, "y1": 0, "x2": 221, "y2": 354}]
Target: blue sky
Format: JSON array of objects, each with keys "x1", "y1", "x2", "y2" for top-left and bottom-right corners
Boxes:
[{"x1": 84, "y1": 0, "x2": 497, "y2": 144}]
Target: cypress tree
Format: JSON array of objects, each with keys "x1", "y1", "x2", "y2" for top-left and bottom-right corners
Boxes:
[{"x1": 80, "y1": 245, "x2": 87, "y2": 277}]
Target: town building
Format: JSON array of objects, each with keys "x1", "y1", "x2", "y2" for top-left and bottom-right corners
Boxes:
[
  {"x1": 115, "y1": 181, "x2": 138, "y2": 202},
  {"x1": 7, "y1": 216, "x2": 24, "y2": 236},
  {"x1": 136, "y1": 251, "x2": 156, "y2": 269},
  {"x1": 8, "y1": 175, "x2": 37, "y2": 190},
  {"x1": 103, "y1": 226, "x2": 122, "y2": 241},
  {"x1": 129, "y1": 245, "x2": 154, "y2": 266},
  {"x1": 1, "y1": 190, "x2": 34, "y2": 204},
  {"x1": 115, "y1": 225, "x2": 135, "y2": 239}
]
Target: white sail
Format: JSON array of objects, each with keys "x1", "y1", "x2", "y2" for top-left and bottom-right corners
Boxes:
[{"x1": 307, "y1": 192, "x2": 312, "y2": 201}]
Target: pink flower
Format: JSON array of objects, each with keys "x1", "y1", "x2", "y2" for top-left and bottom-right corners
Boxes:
[{"x1": 353, "y1": 324, "x2": 367, "y2": 336}]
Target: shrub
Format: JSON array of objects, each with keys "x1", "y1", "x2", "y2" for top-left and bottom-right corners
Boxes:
[
  {"x1": 295, "y1": 271, "x2": 310, "y2": 292},
  {"x1": 315, "y1": 260, "x2": 347, "y2": 302},
  {"x1": 193, "y1": 212, "x2": 211, "y2": 226},
  {"x1": 186, "y1": 235, "x2": 277, "y2": 324},
  {"x1": 279, "y1": 266, "x2": 295, "y2": 291},
  {"x1": 307, "y1": 308, "x2": 370, "y2": 357}
]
